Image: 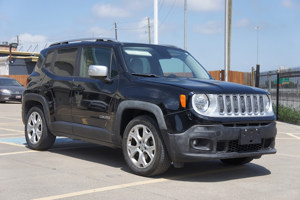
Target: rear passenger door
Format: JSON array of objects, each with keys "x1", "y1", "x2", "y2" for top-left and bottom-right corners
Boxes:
[
  {"x1": 72, "y1": 46, "x2": 119, "y2": 142},
  {"x1": 42, "y1": 47, "x2": 79, "y2": 134}
]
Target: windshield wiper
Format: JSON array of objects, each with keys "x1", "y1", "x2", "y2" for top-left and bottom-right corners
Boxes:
[{"x1": 131, "y1": 73, "x2": 159, "y2": 78}]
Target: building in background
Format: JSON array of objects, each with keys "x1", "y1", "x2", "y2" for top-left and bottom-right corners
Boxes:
[{"x1": 0, "y1": 41, "x2": 38, "y2": 76}]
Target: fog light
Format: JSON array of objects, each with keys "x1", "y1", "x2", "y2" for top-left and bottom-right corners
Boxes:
[{"x1": 191, "y1": 138, "x2": 212, "y2": 151}]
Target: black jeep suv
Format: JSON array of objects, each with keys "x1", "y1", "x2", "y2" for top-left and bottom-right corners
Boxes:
[{"x1": 22, "y1": 38, "x2": 276, "y2": 176}]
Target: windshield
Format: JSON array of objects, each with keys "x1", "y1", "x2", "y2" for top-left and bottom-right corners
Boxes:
[
  {"x1": 0, "y1": 79, "x2": 22, "y2": 86},
  {"x1": 122, "y1": 45, "x2": 211, "y2": 79}
]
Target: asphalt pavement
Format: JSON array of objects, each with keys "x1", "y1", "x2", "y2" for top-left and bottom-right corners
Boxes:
[{"x1": 0, "y1": 103, "x2": 300, "y2": 200}]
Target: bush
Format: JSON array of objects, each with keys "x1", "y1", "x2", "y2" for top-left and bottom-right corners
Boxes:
[{"x1": 274, "y1": 104, "x2": 300, "y2": 124}]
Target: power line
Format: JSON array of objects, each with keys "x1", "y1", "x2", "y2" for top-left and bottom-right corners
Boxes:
[{"x1": 159, "y1": 0, "x2": 177, "y2": 28}]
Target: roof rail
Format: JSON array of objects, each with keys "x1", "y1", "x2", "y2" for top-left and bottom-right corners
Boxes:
[
  {"x1": 49, "y1": 38, "x2": 118, "y2": 47},
  {"x1": 161, "y1": 44, "x2": 180, "y2": 49}
]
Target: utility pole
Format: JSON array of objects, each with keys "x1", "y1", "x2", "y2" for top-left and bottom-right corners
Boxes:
[
  {"x1": 228, "y1": 0, "x2": 232, "y2": 71},
  {"x1": 148, "y1": 17, "x2": 151, "y2": 44},
  {"x1": 184, "y1": 0, "x2": 187, "y2": 50},
  {"x1": 16, "y1": 35, "x2": 19, "y2": 46},
  {"x1": 114, "y1": 22, "x2": 118, "y2": 40},
  {"x1": 154, "y1": 0, "x2": 158, "y2": 44},
  {"x1": 224, "y1": 0, "x2": 232, "y2": 82},
  {"x1": 255, "y1": 26, "x2": 260, "y2": 87},
  {"x1": 255, "y1": 26, "x2": 260, "y2": 65}
]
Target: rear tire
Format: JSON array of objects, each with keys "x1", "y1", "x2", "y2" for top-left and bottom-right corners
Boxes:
[
  {"x1": 25, "y1": 106, "x2": 56, "y2": 150},
  {"x1": 122, "y1": 115, "x2": 170, "y2": 176},
  {"x1": 221, "y1": 157, "x2": 253, "y2": 165}
]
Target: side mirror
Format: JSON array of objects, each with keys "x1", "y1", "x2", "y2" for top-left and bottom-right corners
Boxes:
[{"x1": 88, "y1": 65, "x2": 108, "y2": 77}]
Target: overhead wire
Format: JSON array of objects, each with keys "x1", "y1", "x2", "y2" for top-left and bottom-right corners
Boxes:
[{"x1": 159, "y1": 0, "x2": 177, "y2": 28}]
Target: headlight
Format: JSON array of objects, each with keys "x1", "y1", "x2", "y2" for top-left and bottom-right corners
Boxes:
[
  {"x1": 0, "y1": 89, "x2": 11, "y2": 94},
  {"x1": 192, "y1": 94, "x2": 209, "y2": 114},
  {"x1": 264, "y1": 94, "x2": 272, "y2": 111}
]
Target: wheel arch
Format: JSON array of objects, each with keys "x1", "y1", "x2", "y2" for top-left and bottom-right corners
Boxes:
[
  {"x1": 22, "y1": 93, "x2": 53, "y2": 132},
  {"x1": 113, "y1": 100, "x2": 167, "y2": 145}
]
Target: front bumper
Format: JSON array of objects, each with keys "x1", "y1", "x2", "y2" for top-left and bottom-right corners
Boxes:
[
  {"x1": 165, "y1": 121, "x2": 277, "y2": 163},
  {"x1": 0, "y1": 94, "x2": 22, "y2": 102}
]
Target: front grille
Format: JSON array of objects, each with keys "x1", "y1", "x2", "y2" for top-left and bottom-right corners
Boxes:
[
  {"x1": 217, "y1": 94, "x2": 267, "y2": 116},
  {"x1": 216, "y1": 138, "x2": 274, "y2": 153},
  {"x1": 228, "y1": 140, "x2": 262, "y2": 152}
]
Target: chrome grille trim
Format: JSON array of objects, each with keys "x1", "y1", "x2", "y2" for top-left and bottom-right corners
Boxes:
[{"x1": 217, "y1": 94, "x2": 268, "y2": 116}]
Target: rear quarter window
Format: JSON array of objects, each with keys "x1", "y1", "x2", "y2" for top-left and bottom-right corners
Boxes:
[{"x1": 53, "y1": 48, "x2": 78, "y2": 77}]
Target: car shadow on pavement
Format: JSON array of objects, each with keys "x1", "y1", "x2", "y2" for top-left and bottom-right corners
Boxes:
[
  {"x1": 44, "y1": 138, "x2": 271, "y2": 182},
  {"x1": 48, "y1": 142, "x2": 127, "y2": 170},
  {"x1": 160, "y1": 161, "x2": 271, "y2": 182}
]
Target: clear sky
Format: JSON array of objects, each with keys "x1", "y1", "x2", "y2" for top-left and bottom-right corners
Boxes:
[{"x1": 0, "y1": 0, "x2": 299, "y2": 72}]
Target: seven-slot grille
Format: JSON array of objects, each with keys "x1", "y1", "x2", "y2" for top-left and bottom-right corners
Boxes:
[{"x1": 217, "y1": 94, "x2": 266, "y2": 116}]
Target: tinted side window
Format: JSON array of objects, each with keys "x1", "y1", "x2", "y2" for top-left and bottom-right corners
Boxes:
[
  {"x1": 36, "y1": 51, "x2": 46, "y2": 69},
  {"x1": 53, "y1": 48, "x2": 77, "y2": 76},
  {"x1": 44, "y1": 50, "x2": 55, "y2": 70},
  {"x1": 80, "y1": 47, "x2": 118, "y2": 78}
]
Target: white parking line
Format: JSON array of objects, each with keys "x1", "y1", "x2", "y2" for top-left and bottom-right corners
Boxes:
[
  {"x1": 0, "y1": 141, "x2": 25, "y2": 147},
  {"x1": 0, "y1": 116, "x2": 22, "y2": 121},
  {"x1": 0, "y1": 133, "x2": 23, "y2": 136},
  {"x1": 0, "y1": 150, "x2": 36, "y2": 156},
  {"x1": 0, "y1": 122, "x2": 23, "y2": 126},
  {"x1": 32, "y1": 166, "x2": 244, "y2": 200},
  {"x1": 283, "y1": 133, "x2": 300, "y2": 140},
  {"x1": 0, "y1": 127, "x2": 23, "y2": 133}
]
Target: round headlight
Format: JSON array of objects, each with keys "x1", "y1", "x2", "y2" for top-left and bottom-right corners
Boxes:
[
  {"x1": 264, "y1": 95, "x2": 271, "y2": 111},
  {"x1": 192, "y1": 94, "x2": 209, "y2": 114}
]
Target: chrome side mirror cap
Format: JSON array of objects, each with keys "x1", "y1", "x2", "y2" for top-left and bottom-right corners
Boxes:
[{"x1": 88, "y1": 65, "x2": 108, "y2": 77}]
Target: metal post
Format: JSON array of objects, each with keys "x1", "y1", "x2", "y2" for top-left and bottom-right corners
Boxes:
[
  {"x1": 9, "y1": 44, "x2": 12, "y2": 62},
  {"x1": 154, "y1": 0, "x2": 158, "y2": 44},
  {"x1": 276, "y1": 70, "x2": 280, "y2": 120},
  {"x1": 184, "y1": 0, "x2": 187, "y2": 50},
  {"x1": 148, "y1": 17, "x2": 151, "y2": 44},
  {"x1": 114, "y1": 22, "x2": 118, "y2": 40},
  {"x1": 224, "y1": 0, "x2": 232, "y2": 82},
  {"x1": 251, "y1": 66, "x2": 255, "y2": 86},
  {"x1": 255, "y1": 26, "x2": 260, "y2": 65},
  {"x1": 255, "y1": 64, "x2": 260, "y2": 87}
]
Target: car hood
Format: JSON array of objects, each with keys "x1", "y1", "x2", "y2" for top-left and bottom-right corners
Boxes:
[
  {"x1": 0, "y1": 86, "x2": 25, "y2": 93},
  {"x1": 140, "y1": 77, "x2": 268, "y2": 94}
]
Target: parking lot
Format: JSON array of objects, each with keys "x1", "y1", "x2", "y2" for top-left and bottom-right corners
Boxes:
[{"x1": 0, "y1": 103, "x2": 300, "y2": 200}]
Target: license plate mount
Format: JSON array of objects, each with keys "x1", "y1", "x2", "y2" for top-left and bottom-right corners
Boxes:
[{"x1": 239, "y1": 128, "x2": 261, "y2": 145}]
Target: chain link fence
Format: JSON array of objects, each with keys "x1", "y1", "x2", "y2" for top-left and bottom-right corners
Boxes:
[{"x1": 259, "y1": 67, "x2": 300, "y2": 125}]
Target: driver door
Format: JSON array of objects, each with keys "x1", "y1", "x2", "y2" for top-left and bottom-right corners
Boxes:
[{"x1": 72, "y1": 46, "x2": 119, "y2": 142}]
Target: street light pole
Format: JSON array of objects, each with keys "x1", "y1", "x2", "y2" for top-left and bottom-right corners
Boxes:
[
  {"x1": 184, "y1": 0, "x2": 187, "y2": 50},
  {"x1": 154, "y1": 0, "x2": 158, "y2": 44},
  {"x1": 255, "y1": 26, "x2": 260, "y2": 87},
  {"x1": 255, "y1": 26, "x2": 260, "y2": 64},
  {"x1": 224, "y1": 0, "x2": 232, "y2": 82}
]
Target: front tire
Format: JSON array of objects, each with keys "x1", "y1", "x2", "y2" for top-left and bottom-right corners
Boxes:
[
  {"x1": 25, "y1": 106, "x2": 56, "y2": 150},
  {"x1": 122, "y1": 115, "x2": 170, "y2": 176}
]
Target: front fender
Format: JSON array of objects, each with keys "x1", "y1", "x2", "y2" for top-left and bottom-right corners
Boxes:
[{"x1": 113, "y1": 100, "x2": 167, "y2": 145}]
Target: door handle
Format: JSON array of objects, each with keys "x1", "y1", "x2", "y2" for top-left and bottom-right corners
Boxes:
[{"x1": 74, "y1": 84, "x2": 85, "y2": 91}]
